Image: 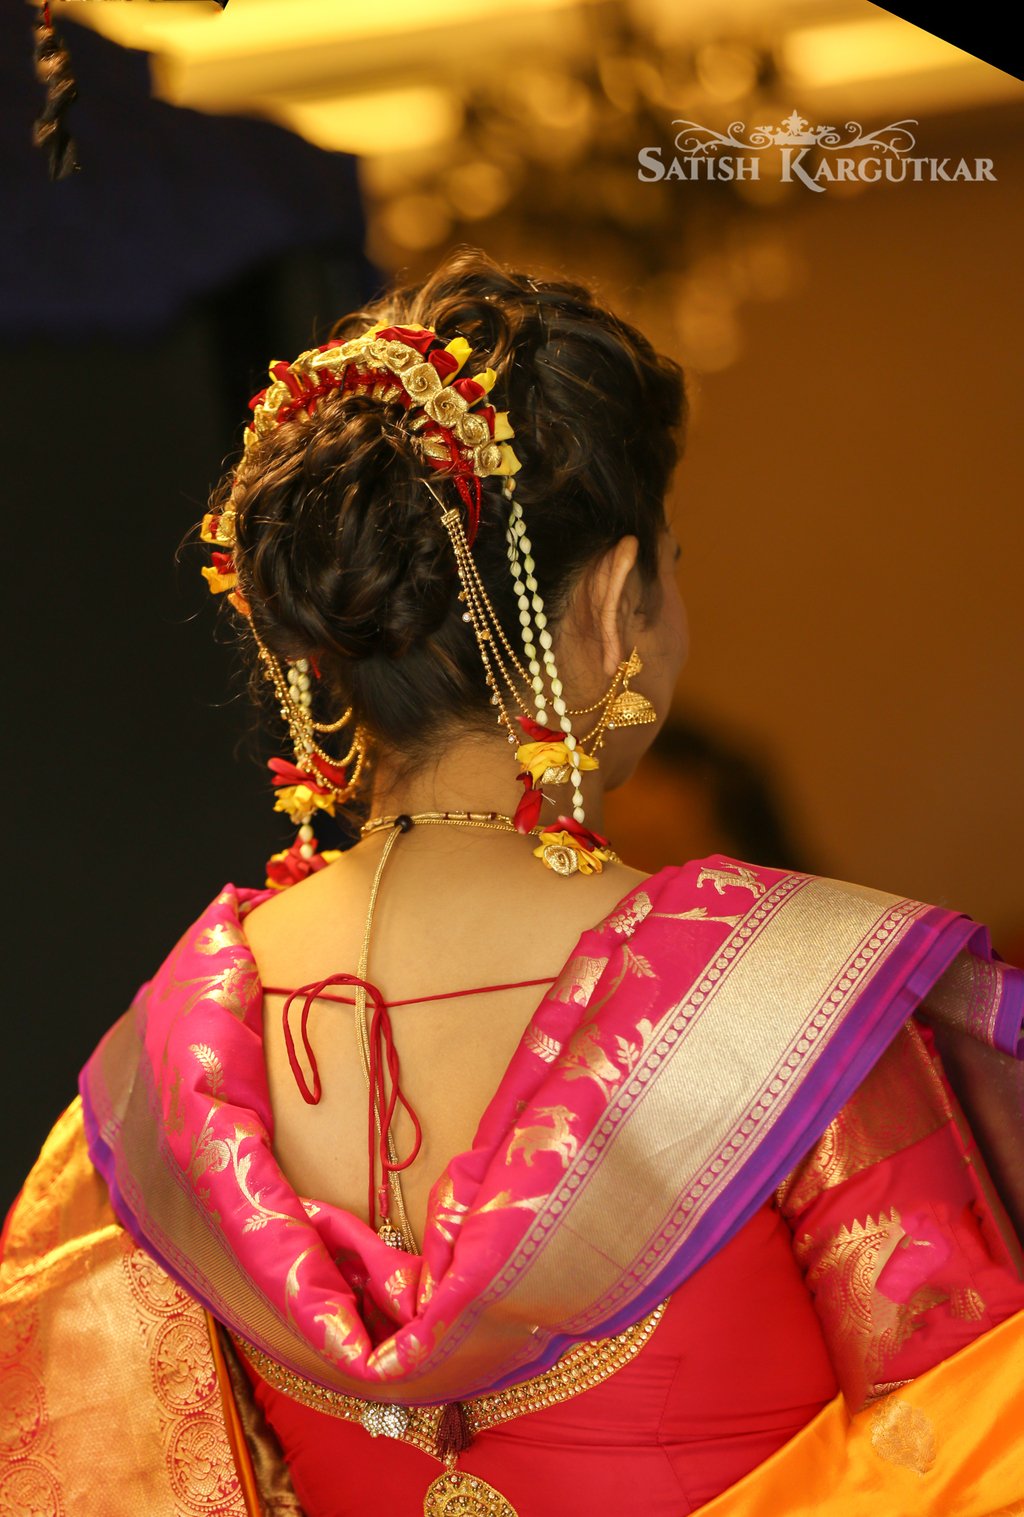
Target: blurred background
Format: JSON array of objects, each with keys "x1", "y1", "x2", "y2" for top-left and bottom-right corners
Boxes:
[{"x1": 2, "y1": 0, "x2": 1021, "y2": 1206}]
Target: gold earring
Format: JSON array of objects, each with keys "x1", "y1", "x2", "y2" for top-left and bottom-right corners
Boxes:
[
  {"x1": 584, "y1": 647, "x2": 657, "y2": 752},
  {"x1": 606, "y1": 647, "x2": 657, "y2": 729}
]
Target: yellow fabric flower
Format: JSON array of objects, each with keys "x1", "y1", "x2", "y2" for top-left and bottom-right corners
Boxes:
[
  {"x1": 443, "y1": 336, "x2": 472, "y2": 375},
  {"x1": 516, "y1": 741, "x2": 598, "y2": 787},
  {"x1": 496, "y1": 442, "x2": 522, "y2": 475},
  {"x1": 471, "y1": 367, "x2": 498, "y2": 394},
  {"x1": 201, "y1": 564, "x2": 238, "y2": 595},
  {"x1": 272, "y1": 784, "x2": 338, "y2": 824},
  {"x1": 200, "y1": 511, "x2": 235, "y2": 547},
  {"x1": 533, "y1": 829, "x2": 612, "y2": 877}
]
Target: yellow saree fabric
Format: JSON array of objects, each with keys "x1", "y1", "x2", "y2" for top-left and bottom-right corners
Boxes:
[
  {"x1": 698, "y1": 1306, "x2": 1024, "y2": 1516},
  {"x1": 3, "y1": 1099, "x2": 1022, "y2": 1515},
  {"x1": 0, "y1": 1098, "x2": 268, "y2": 1516}
]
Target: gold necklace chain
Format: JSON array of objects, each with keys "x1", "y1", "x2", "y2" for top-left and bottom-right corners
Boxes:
[
  {"x1": 352, "y1": 822, "x2": 418, "y2": 1251},
  {"x1": 354, "y1": 811, "x2": 544, "y2": 1250},
  {"x1": 360, "y1": 810, "x2": 540, "y2": 839}
]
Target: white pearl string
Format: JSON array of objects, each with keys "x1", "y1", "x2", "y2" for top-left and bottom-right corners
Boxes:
[
  {"x1": 503, "y1": 482, "x2": 587, "y2": 825},
  {"x1": 286, "y1": 657, "x2": 319, "y2": 859}
]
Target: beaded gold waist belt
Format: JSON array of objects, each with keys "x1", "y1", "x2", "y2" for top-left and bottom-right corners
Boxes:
[{"x1": 233, "y1": 1298, "x2": 667, "y2": 1517}]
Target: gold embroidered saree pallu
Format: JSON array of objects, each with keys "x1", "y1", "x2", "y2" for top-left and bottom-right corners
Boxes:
[
  {"x1": 3, "y1": 1100, "x2": 1022, "y2": 1515},
  {"x1": 74, "y1": 856, "x2": 1024, "y2": 1403},
  {"x1": 3, "y1": 852, "x2": 1023, "y2": 1511}
]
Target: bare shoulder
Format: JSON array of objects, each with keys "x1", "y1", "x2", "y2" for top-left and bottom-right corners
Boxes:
[
  {"x1": 243, "y1": 858, "x2": 347, "y2": 943},
  {"x1": 241, "y1": 853, "x2": 371, "y2": 984}
]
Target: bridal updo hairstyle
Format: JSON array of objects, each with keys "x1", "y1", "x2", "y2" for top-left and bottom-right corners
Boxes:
[{"x1": 215, "y1": 248, "x2": 686, "y2": 767}]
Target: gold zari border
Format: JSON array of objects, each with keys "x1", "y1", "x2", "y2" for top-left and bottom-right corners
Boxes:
[{"x1": 232, "y1": 1298, "x2": 668, "y2": 1458}]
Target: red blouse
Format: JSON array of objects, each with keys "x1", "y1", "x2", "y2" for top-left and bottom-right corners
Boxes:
[{"x1": 241, "y1": 1020, "x2": 1024, "y2": 1516}]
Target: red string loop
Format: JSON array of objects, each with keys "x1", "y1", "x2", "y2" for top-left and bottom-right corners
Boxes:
[{"x1": 281, "y1": 972, "x2": 423, "y2": 1234}]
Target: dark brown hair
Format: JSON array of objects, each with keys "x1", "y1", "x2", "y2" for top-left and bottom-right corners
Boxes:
[{"x1": 214, "y1": 247, "x2": 686, "y2": 766}]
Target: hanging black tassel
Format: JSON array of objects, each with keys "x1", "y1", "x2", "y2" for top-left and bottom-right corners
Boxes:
[
  {"x1": 32, "y1": 3, "x2": 81, "y2": 180},
  {"x1": 435, "y1": 1401, "x2": 472, "y2": 1460}
]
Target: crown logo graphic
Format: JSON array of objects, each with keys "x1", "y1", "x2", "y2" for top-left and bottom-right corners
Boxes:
[
  {"x1": 762, "y1": 111, "x2": 829, "y2": 145},
  {"x1": 671, "y1": 112, "x2": 918, "y2": 158}
]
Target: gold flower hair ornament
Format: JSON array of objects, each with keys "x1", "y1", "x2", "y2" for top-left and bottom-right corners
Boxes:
[
  {"x1": 200, "y1": 320, "x2": 647, "y2": 880},
  {"x1": 200, "y1": 320, "x2": 521, "y2": 594}
]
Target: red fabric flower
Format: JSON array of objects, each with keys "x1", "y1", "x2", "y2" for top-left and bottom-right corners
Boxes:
[
  {"x1": 267, "y1": 755, "x2": 347, "y2": 794},
  {"x1": 517, "y1": 715, "x2": 562, "y2": 743},
  {"x1": 550, "y1": 815, "x2": 610, "y2": 851},
  {"x1": 265, "y1": 837, "x2": 340, "y2": 890},
  {"x1": 427, "y1": 347, "x2": 460, "y2": 380},
  {"x1": 269, "y1": 360, "x2": 305, "y2": 399},
  {"x1": 451, "y1": 375, "x2": 487, "y2": 406},
  {"x1": 513, "y1": 773, "x2": 544, "y2": 833},
  {"x1": 374, "y1": 325, "x2": 435, "y2": 354}
]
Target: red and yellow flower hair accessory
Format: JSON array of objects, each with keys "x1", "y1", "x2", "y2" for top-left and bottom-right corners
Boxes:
[
  {"x1": 198, "y1": 321, "x2": 524, "y2": 886},
  {"x1": 200, "y1": 318, "x2": 643, "y2": 879}
]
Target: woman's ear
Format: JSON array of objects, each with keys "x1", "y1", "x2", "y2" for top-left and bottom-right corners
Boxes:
[{"x1": 589, "y1": 536, "x2": 640, "y2": 677}]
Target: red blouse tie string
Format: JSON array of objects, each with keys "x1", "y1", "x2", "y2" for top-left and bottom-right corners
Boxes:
[{"x1": 280, "y1": 973, "x2": 423, "y2": 1234}]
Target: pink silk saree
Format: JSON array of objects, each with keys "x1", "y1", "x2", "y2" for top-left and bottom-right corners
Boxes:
[{"x1": 75, "y1": 851, "x2": 1024, "y2": 1410}]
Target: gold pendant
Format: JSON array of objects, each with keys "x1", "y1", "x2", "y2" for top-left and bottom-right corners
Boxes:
[
  {"x1": 377, "y1": 1220, "x2": 408, "y2": 1250},
  {"x1": 424, "y1": 1465, "x2": 519, "y2": 1517}
]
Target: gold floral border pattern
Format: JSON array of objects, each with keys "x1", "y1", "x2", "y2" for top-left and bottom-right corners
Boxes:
[{"x1": 232, "y1": 1296, "x2": 668, "y2": 1459}]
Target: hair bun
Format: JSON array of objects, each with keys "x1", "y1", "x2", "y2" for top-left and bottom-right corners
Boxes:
[
  {"x1": 210, "y1": 247, "x2": 685, "y2": 763},
  {"x1": 235, "y1": 389, "x2": 456, "y2": 666}
]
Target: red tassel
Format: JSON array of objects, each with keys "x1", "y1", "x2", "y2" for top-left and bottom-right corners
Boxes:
[{"x1": 435, "y1": 1401, "x2": 471, "y2": 1459}]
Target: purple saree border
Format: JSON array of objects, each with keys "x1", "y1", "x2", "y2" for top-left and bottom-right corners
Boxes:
[{"x1": 992, "y1": 947, "x2": 1024, "y2": 1058}]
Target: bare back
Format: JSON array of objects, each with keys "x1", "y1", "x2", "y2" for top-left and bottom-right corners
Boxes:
[{"x1": 243, "y1": 830, "x2": 648, "y2": 1247}]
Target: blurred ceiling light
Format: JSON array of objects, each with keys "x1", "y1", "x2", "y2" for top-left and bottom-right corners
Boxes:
[
  {"x1": 728, "y1": 237, "x2": 801, "y2": 301},
  {"x1": 264, "y1": 86, "x2": 461, "y2": 157},
  {"x1": 59, "y1": 0, "x2": 598, "y2": 110},
  {"x1": 443, "y1": 161, "x2": 512, "y2": 220},
  {"x1": 598, "y1": 54, "x2": 666, "y2": 114},
  {"x1": 378, "y1": 193, "x2": 451, "y2": 252},
  {"x1": 695, "y1": 42, "x2": 760, "y2": 102},
  {"x1": 783, "y1": 17, "x2": 979, "y2": 86},
  {"x1": 57, "y1": 0, "x2": 590, "y2": 55},
  {"x1": 676, "y1": 301, "x2": 742, "y2": 372},
  {"x1": 508, "y1": 69, "x2": 593, "y2": 131}
]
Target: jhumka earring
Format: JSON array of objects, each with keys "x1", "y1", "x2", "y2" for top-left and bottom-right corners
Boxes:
[
  {"x1": 607, "y1": 648, "x2": 658, "y2": 730},
  {"x1": 567, "y1": 647, "x2": 657, "y2": 758}
]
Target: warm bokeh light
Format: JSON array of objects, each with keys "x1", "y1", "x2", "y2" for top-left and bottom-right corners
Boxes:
[
  {"x1": 784, "y1": 16, "x2": 982, "y2": 88},
  {"x1": 273, "y1": 87, "x2": 462, "y2": 158}
]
